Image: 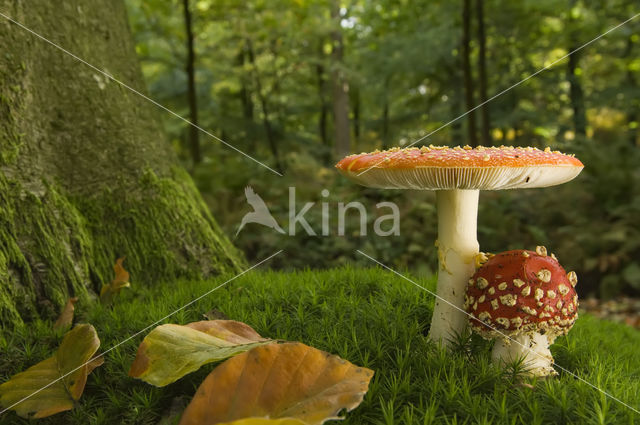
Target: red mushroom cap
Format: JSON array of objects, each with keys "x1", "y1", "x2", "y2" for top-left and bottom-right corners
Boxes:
[
  {"x1": 336, "y1": 145, "x2": 584, "y2": 190},
  {"x1": 465, "y1": 247, "x2": 578, "y2": 339}
]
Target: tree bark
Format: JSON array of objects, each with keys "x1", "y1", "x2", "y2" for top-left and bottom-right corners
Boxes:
[
  {"x1": 182, "y1": 0, "x2": 201, "y2": 165},
  {"x1": 330, "y1": 1, "x2": 351, "y2": 158},
  {"x1": 0, "y1": 0, "x2": 244, "y2": 328},
  {"x1": 462, "y1": 0, "x2": 478, "y2": 147},
  {"x1": 475, "y1": 0, "x2": 491, "y2": 145}
]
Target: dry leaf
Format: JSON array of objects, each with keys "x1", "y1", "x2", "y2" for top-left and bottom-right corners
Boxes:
[
  {"x1": 100, "y1": 257, "x2": 130, "y2": 303},
  {"x1": 217, "y1": 419, "x2": 307, "y2": 425},
  {"x1": 0, "y1": 324, "x2": 102, "y2": 418},
  {"x1": 179, "y1": 342, "x2": 374, "y2": 425},
  {"x1": 129, "y1": 320, "x2": 271, "y2": 387},
  {"x1": 53, "y1": 297, "x2": 79, "y2": 331}
]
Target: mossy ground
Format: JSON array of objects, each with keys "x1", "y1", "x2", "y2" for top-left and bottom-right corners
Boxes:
[{"x1": 1, "y1": 266, "x2": 639, "y2": 425}]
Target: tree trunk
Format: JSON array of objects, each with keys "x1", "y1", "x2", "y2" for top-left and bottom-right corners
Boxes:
[
  {"x1": 475, "y1": 0, "x2": 491, "y2": 145},
  {"x1": 462, "y1": 0, "x2": 478, "y2": 147},
  {"x1": 567, "y1": 1, "x2": 586, "y2": 139},
  {"x1": 382, "y1": 75, "x2": 391, "y2": 149},
  {"x1": 330, "y1": 1, "x2": 351, "y2": 158},
  {"x1": 624, "y1": 36, "x2": 638, "y2": 146},
  {"x1": 182, "y1": 0, "x2": 201, "y2": 165},
  {"x1": 316, "y1": 42, "x2": 330, "y2": 162},
  {"x1": 351, "y1": 85, "x2": 360, "y2": 151},
  {"x1": 567, "y1": 48, "x2": 586, "y2": 138},
  {"x1": 0, "y1": 0, "x2": 244, "y2": 329},
  {"x1": 245, "y1": 39, "x2": 284, "y2": 173}
]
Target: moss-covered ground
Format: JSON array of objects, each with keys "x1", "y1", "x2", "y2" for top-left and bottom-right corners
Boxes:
[{"x1": 1, "y1": 266, "x2": 639, "y2": 424}]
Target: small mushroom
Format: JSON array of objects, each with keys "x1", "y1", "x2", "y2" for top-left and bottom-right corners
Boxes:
[
  {"x1": 465, "y1": 248, "x2": 579, "y2": 376},
  {"x1": 336, "y1": 145, "x2": 583, "y2": 348}
]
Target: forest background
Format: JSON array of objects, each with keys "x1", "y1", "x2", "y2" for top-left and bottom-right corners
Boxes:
[{"x1": 126, "y1": 0, "x2": 640, "y2": 299}]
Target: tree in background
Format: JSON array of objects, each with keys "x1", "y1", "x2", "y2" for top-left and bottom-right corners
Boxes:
[
  {"x1": 182, "y1": 0, "x2": 202, "y2": 164},
  {"x1": 330, "y1": 0, "x2": 351, "y2": 159}
]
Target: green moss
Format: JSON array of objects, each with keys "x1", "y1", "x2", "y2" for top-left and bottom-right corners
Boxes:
[
  {"x1": 1, "y1": 267, "x2": 639, "y2": 424},
  {"x1": 0, "y1": 167, "x2": 243, "y2": 331}
]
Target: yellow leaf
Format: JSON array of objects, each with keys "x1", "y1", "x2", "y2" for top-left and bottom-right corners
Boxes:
[
  {"x1": 217, "y1": 419, "x2": 307, "y2": 425},
  {"x1": 0, "y1": 324, "x2": 102, "y2": 418},
  {"x1": 100, "y1": 257, "x2": 131, "y2": 303},
  {"x1": 129, "y1": 320, "x2": 272, "y2": 387},
  {"x1": 179, "y1": 342, "x2": 374, "y2": 425},
  {"x1": 53, "y1": 297, "x2": 79, "y2": 331}
]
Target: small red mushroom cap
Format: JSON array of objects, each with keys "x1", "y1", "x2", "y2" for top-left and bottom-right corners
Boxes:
[{"x1": 465, "y1": 247, "x2": 578, "y2": 339}]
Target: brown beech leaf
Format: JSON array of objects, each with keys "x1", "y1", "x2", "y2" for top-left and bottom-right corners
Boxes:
[
  {"x1": 53, "y1": 297, "x2": 79, "y2": 331},
  {"x1": 0, "y1": 324, "x2": 102, "y2": 418},
  {"x1": 129, "y1": 320, "x2": 271, "y2": 387},
  {"x1": 179, "y1": 342, "x2": 374, "y2": 425},
  {"x1": 100, "y1": 257, "x2": 130, "y2": 303}
]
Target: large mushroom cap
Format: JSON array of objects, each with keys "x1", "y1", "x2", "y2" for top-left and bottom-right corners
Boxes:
[
  {"x1": 336, "y1": 145, "x2": 584, "y2": 190},
  {"x1": 465, "y1": 248, "x2": 578, "y2": 339}
]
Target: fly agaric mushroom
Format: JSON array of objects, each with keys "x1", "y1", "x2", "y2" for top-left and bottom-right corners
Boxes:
[
  {"x1": 466, "y1": 247, "x2": 578, "y2": 376},
  {"x1": 336, "y1": 145, "x2": 583, "y2": 348}
]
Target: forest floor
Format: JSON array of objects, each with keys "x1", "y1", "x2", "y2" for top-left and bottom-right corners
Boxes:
[
  {"x1": 580, "y1": 297, "x2": 640, "y2": 330},
  {"x1": 1, "y1": 267, "x2": 639, "y2": 425}
]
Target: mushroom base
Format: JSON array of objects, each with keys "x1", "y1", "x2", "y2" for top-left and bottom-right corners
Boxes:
[{"x1": 491, "y1": 332, "x2": 557, "y2": 377}]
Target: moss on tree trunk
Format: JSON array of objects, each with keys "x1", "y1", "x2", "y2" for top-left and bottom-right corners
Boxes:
[{"x1": 0, "y1": 0, "x2": 244, "y2": 329}]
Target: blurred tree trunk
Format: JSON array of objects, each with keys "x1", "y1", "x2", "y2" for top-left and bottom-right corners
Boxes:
[
  {"x1": 624, "y1": 36, "x2": 639, "y2": 146},
  {"x1": 316, "y1": 42, "x2": 329, "y2": 158},
  {"x1": 567, "y1": 1, "x2": 586, "y2": 139},
  {"x1": 246, "y1": 39, "x2": 284, "y2": 173},
  {"x1": 237, "y1": 48, "x2": 254, "y2": 134},
  {"x1": 0, "y1": 0, "x2": 244, "y2": 329},
  {"x1": 475, "y1": 0, "x2": 491, "y2": 145},
  {"x1": 567, "y1": 48, "x2": 586, "y2": 138},
  {"x1": 182, "y1": 0, "x2": 201, "y2": 165},
  {"x1": 462, "y1": 0, "x2": 478, "y2": 147},
  {"x1": 382, "y1": 76, "x2": 391, "y2": 148},
  {"x1": 330, "y1": 0, "x2": 351, "y2": 158},
  {"x1": 351, "y1": 85, "x2": 360, "y2": 150}
]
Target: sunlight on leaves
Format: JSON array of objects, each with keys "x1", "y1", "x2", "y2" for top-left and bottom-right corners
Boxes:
[
  {"x1": 100, "y1": 257, "x2": 131, "y2": 303},
  {"x1": 179, "y1": 342, "x2": 374, "y2": 425},
  {"x1": 129, "y1": 320, "x2": 272, "y2": 387},
  {"x1": 0, "y1": 324, "x2": 103, "y2": 418}
]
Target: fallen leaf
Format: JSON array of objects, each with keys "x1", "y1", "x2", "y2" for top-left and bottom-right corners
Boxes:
[
  {"x1": 53, "y1": 297, "x2": 79, "y2": 331},
  {"x1": 0, "y1": 324, "x2": 102, "y2": 418},
  {"x1": 129, "y1": 320, "x2": 271, "y2": 387},
  {"x1": 179, "y1": 342, "x2": 374, "y2": 425},
  {"x1": 100, "y1": 257, "x2": 130, "y2": 303},
  {"x1": 217, "y1": 419, "x2": 307, "y2": 425}
]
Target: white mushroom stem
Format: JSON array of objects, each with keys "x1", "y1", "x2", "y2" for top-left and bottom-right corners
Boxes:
[
  {"x1": 427, "y1": 189, "x2": 480, "y2": 347},
  {"x1": 492, "y1": 333, "x2": 557, "y2": 376}
]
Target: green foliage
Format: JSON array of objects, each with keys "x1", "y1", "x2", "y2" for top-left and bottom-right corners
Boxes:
[
  {"x1": 1, "y1": 267, "x2": 639, "y2": 424},
  {"x1": 124, "y1": 0, "x2": 640, "y2": 297}
]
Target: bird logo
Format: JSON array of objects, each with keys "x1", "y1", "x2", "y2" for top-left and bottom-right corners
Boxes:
[{"x1": 236, "y1": 186, "x2": 285, "y2": 236}]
